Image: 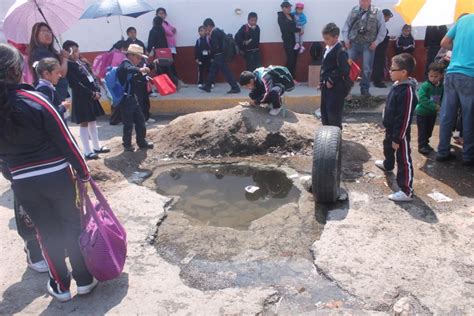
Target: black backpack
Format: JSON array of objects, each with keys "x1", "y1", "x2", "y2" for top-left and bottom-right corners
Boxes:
[
  {"x1": 222, "y1": 31, "x2": 239, "y2": 62},
  {"x1": 265, "y1": 66, "x2": 295, "y2": 92}
]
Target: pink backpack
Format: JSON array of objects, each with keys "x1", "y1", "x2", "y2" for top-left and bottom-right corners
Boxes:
[{"x1": 78, "y1": 180, "x2": 127, "y2": 281}]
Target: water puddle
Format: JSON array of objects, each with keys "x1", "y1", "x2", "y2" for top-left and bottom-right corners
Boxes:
[{"x1": 155, "y1": 165, "x2": 300, "y2": 229}]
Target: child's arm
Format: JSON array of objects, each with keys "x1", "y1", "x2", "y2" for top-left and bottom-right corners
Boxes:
[
  {"x1": 391, "y1": 86, "x2": 415, "y2": 144},
  {"x1": 66, "y1": 64, "x2": 95, "y2": 99},
  {"x1": 194, "y1": 39, "x2": 200, "y2": 61},
  {"x1": 300, "y1": 13, "x2": 308, "y2": 26},
  {"x1": 417, "y1": 83, "x2": 437, "y2": 113}
]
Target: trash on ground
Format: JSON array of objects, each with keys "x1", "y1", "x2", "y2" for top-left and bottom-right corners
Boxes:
[
  {"x1": 245, "y1": 185, "x2": 260, "y2": 194},
  {"x1": 427, "y1": 190, "x2": 452, "y2": 203}
]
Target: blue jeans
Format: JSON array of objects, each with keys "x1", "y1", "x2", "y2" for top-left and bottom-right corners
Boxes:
[
  {"x1": 348, "y1": 42, "x2": 375, "y2": 92},
  {"x1": 437, "y1": 73, "x2": 474, "y2": 161},
  {"x1": 206, "y1": 53, "x2": 239, "y2": 90}
]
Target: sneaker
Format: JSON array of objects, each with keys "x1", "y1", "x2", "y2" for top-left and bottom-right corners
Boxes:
[
  {"x1": 138, "y1": 141, "x2": 154, "y2": 150},
  {"x1": 211, "y1": 84, "x2": 215, "y2": 89},
  {"x1": 198, "y1": 85, "x2": 211, "y2": 93},
  {"x1": 77, "y1": 278, "x2": 99, "y2": 295},
  {"x1": 294, "y1": 43, "x2": 300, "y2": 50},
  {"x1": 418, "y1": 146, "x2": 432, "y2": 155},
  {"x1": 94, "y1": 146, "x2": 111, "y2": 154},
  {"x1": 150, "y1": 93, "x2": 159, "y2": 98},
  {"x1": 85, "y1": 152, "x2": 99, "y2": 160},
  {"x1": 269, "y1": 107, "x2": 282, "y2": 116},
  {"x1": 147, "y1": 118, "x2": 156, "y2": 123},
  {"x1": 361, "y1": 90, "x2": 371, "y2": 96},
  {"x1": 436, "y1": 153, "x2": 456, "y2": 162},
  {"x1": 299, "y1": 46, "x2": 305, "y2": 54},
  {"x1": 197, "y1": 84, "x2": 203, "y2": 89},
  {"x1": 375, "y1": 160, "x2": 393, "y2": 173},
  {"x1": 388, "y1": 191, "x2": 413, "y2": 202},
  {"x1": 47, "y1": 279, "x2": 71, "y2": 302},
  {"x1": 314, "y1": 109, "x2": 321, "y2": 119},
  {"x1": 28, "y1": 260, "x2": 49, "y2": 273},
  {"x1": 123, "y1": 145, "x2": 135, "y2": 152},
  {"x1": 227, "y1": 88, "x2": 241, "y2": 94}
]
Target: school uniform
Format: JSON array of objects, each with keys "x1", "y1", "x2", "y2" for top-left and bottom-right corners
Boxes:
[
  {"x1": 382, "y1": 79, "x2": 418, "y2": 196},
  {"x1": 395, "y1": 34, "x2": 415, "y2": 55},
  {"x1": 194, "y1": 36, "x2": 213, "y2": 85},
  {"x1": 235, "y1": 24, "x2": 262, "y2": 71},
  {"x1": 66, "y1": 60, "x2": 104, "y2": 124},
  {"x1": 36, "y1": 79, "x2": 67, "y2": 122},
  {"x1": 320, "y1": 43, "x2": 350, "y2": 129}
]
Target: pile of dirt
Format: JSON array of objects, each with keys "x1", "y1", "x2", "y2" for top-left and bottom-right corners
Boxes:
[{"x1": 151, "y1": 105, "x2": 320, "y2": 158}]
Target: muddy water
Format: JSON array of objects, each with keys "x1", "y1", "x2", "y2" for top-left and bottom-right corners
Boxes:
[{"x1": 155, "y1": 165, "x2": 300, "y2": 230}]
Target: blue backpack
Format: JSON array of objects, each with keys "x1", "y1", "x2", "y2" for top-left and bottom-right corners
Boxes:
[{"x1": 104, "y1": 63, "x2": 131, "y2": 106}]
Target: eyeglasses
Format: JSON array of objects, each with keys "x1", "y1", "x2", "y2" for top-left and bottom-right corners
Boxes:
[
  {"x1": 389, "y1": 68, "x2": 403, "y2": 72},
  {"x1": 39, "y1": 30, "x2": 52, "y2": 35}
]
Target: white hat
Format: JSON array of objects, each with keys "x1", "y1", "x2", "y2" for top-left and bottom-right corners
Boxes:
[{"x1": 126, "y1": 44, "x2": 148, "y2": 59}]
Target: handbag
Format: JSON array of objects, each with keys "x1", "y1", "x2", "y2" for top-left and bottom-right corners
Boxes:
[
  {"x1": 154, "y1": 48, "x2": 174, "y2": 67},
  {"x1": 150, "y1": 74, "x2": 177, "y2": 96},
  {"x1": 78, "y1": 180, "x2": 127, "y2": 281}
]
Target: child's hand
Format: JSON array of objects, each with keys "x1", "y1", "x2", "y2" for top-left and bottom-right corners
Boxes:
[
  {"x1": 62, "y1": 100, "x2": 72, "y2": 110},
  {"x1": 392, "y1": 142, "x2": 400, "y2": 150},
  {"x1": 140, "y1": 67, "x2": 150, "y2": 74},
  {"x1": 369, "y1": 42, "x2": 378, "y2": 50}
]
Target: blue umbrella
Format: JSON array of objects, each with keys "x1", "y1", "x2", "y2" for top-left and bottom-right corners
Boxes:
[{"x1": 80, "y1": 0, "x2": 154, "y2": 38}]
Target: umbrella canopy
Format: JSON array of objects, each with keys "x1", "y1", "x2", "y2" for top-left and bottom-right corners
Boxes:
[
  {"x1": 394, "y1": 0, "x2": 474, "y2": 26},
  {"x1": 3, "y1": 0, "x2": 85, "y2": 44},
  {"x1": 80, "y1": 0, "x2": 154, "y2": 19}
]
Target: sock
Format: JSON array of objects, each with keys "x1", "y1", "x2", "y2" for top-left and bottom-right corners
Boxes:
[
  {"x1": 79, "y1": 126, "x2": 92, "y2": 154},
  {"x1": 88, "y1": 121, "x2": 101, "y2": 151}
]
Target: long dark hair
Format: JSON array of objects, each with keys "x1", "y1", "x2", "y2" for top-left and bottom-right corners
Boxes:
[
  {"x1": 0, "y1": 44, "x2": 24, "y2": 138},
  {"x1": 153, "y1": 16, "x2": 164, "y2": 27},
  {"x1": 27, "y1": 23, "x2": 59, "y2": 67}
]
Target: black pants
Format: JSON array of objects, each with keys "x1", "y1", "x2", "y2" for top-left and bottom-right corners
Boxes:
[
  {"x1": 245, "y1": 50, "x2": 262, "y2": 72},
  {"x1": 205, "y1": 54, "x2": 239, "y2": 90},
  {"x1": 197, "y1": 60, "x2": 212, "y2": 85},
  {"x1": 320, "y1": 82, "x2": 346, "y2": 129},
  {"x1": 425, "y1": 46, "x2": 440, "y2": 79},
  {"x1": 373, "y1": 42, "x2": 388, "y2": 84},
  {"x1": 14, "y1": 196, "x2": 44, "y2": 264},
  {"x1": 284, "y1": 44, "x2": 298, "y2": 78},
  {"x1": 120, "y1": 95, "x2": 147, "y2": 148},
  {"x1": 259, "y1": 86, "x2": 283, "y2": 109},
  {"x1": 383, "y1": 131, "x2": 414, "y2": 195},
  {"x1": 136, "y1": 82, "x2": 151, "y2": 121},
  {"x1": 110, "y1": 105, "x2": 122, "y2": 125},
  {"x1": 12, "y1": 168, "x2": 93, "y2": 291},
  {"x1": 416, "y1": 114, "x2": 437, "y2": 148}
]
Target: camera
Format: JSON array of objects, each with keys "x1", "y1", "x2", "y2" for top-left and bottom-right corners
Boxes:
[{"x1": 358, "y1": 27, "x2": 367, "y2": 35}]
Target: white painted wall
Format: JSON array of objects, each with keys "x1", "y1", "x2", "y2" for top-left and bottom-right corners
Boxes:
[{"x1": 1, "y1": 0, "x2": 429, "y2": 52}]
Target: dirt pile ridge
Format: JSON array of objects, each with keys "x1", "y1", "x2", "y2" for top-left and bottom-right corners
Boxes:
[{"x1": 151, "y1": 105, "x2": 320, "y2": 158}]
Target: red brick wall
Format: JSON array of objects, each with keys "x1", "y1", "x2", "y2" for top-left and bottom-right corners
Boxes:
[{"x1": 81, "y1": 40, "x2": 428, "y2": 84}]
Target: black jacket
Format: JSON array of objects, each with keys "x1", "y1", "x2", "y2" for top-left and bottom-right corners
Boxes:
[
  {"x1": 0, "y1": 84, "x2": 89, "y2": 180},
  {"x1": 249, "y1": 68, "x2": 285, "y2": 104},
  {"x1": 209, "y1": 27, "x2": 226, "y2": 55},
  {"x1": 118, "y1": 59, "x2": 142, "y2": 97},
  {"x1": 383, "y1": 79, "x2": 418, "y2": 144},
  {"x1": 320, "y1": 43, "x2": 350, "y2": 85},
  {"x1": 277, "y1": 11, "x2": 300, "y2": 47},
  {"x1": 424, "y1": 26, "x2": 448, "y2": 48},
  {"x1": 396, "y1": 35, "x2": 415, "y2": 54},
  {"x1": 125, "y1": 38, "x2": 146, "y2": 51},
  {"x1": 147, "y1": 26, "x2": 168, "y2": 53},
  {"x1": 235, "y1": 24, "x2": 261, "y2": 52},
  {"x1": 194, "y1": 36, "x2": 212, "y2": 61}
]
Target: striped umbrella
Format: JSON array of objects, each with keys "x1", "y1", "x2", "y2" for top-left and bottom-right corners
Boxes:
[{"x1": 394, "y1": 0, "x2": 474, "y2": 26}]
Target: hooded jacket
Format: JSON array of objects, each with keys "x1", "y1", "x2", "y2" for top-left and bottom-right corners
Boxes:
[{"x1": 383, "y1": 78, "x2": 418, "y2": 144}]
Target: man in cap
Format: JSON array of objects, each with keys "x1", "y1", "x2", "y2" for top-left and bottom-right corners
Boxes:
[
  {"x1": 117, "y1": 44, "x2": 154, "y2": 152},
  {"x1": 372, "y1": 9, "x2": 393, "y2": 88},
  {"x1": 342, "y1": 0, "x2": 387, "y2": 96}
]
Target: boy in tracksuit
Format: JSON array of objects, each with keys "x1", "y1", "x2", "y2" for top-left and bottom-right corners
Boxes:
[
  {"x1": 195, "y1": 25, "x2": 213, "y2": 87},
  {"x1": 320, "y1": 23, "x2": 350, "y2": 129},
  {"x1": 375, "y1": 53, "x2": 418, "y2": 202},
  {"x1": 415, "y1": 62, "x2": 444, "y2": 155},
  {"x1": 235, "y1": 12, "x2": 262, "y2": 71}
]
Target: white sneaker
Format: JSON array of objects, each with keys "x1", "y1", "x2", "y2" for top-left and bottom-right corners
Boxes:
[
  {"x1": 150, "y1": 93, "x2": 159, "y2": 98},
  {"x1": 47, "y1": 280, "x2": 72, "y2": 302},
  {"x1": 77, "y1": 278, "x2": 99, "y2": 295},
  {"x1": 28, "y1": 260, "x2": 49, "y2": 273},
  {"x1": 269, "y1": 107, "x2": 282, "y2": 116},
  {"x1": 299, "y1": 46, "x2": 305, "y2": 54},
  {"x1": 375, "y1": 160, "x2": 393, "y2": 173},
  {"x1": 294, "y1": 43, "x2": 300, "y2": 50},
  {"x1": 198, "y1": 84, "x2": 203, "y2": 89},
  {"x1": 211, "y1": 84, "x2": 215, "y2": 89},
  {"x1": 388, "y1": 191, "x2": 413, "y2": 202},
  {"x1": 147, "y1": 118, "x2": 156, "y2": 123},
  {"x1": 314, "y1": 109, "x2": 321, "y2": 119}
]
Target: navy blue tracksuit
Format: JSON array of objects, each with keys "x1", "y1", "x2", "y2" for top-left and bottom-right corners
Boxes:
[{"x1": 195, "y1": 36, "x2": 213, "y2": 85}]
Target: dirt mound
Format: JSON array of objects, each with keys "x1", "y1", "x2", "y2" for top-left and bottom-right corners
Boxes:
[{"x1": 151, "y1": 105, "x2": 320, "y2": 158}]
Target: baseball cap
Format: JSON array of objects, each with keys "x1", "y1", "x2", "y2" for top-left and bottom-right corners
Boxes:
[
  {"x1": 295, "y1": 3, "x2": 304, "y2": 9},
  {"x1": 281, "y1": 1, "x2": 292, "y2": 8},
  {"x1": 382, "y1": 9, "x2": 393, "y2": 17}
]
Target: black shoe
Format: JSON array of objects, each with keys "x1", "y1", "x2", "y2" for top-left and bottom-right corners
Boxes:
[
  {"x1": 94, "y1": 146, "x2": 111, "y2": 154},
  {"x1": 138, "y1": 142, "x2": 154, "y2": 150},
  {"x1": 436, "y1": 153, "x2": 456, "y2": 162},
  {"x1": 418, "y1": 146, "x2": 433, "y2": 155},
  {"x1": 199, "y1": 85, "x2": 211, "y2": 93},
  {"x1": 373, "y1": 82, "x2": 387, "y2": 88},
  {"x1": 462, "y1": 160, "x2": 474, "y2": 167},
  {"x1": 361, "y1": 90, "x2": 371, "y2": 96},
  {"x1": 227, "y1": 88, "x2": 241, "y2": 94},
  {"x1": 85, "y1": 152, "x2": 99, "y2": 160},
  {"x1": 123, "y1": 145, "x2": 135, "y2": 152}
]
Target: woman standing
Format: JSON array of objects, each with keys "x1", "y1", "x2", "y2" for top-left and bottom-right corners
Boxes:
[
  {"x1": 63, "y1": 40, "x2": 109, "y2": 160},
  {"x1": 0, "y1": 43, "x2": 97, "y2": 302},
  {"x1": 28, "y1": 22, "x2": 70, "y2": 101},
  {"x1": 277, "y1": 1, "x2": 301, "y2": 78}
]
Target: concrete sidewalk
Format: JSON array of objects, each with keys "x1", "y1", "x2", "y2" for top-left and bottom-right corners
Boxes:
[{"x1": 100, "y1": 82, "x2": 391, "y2": 115}]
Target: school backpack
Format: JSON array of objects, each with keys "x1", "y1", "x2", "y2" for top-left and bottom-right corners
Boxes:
[
  {"x1": 336, "y1": 47, "x2": 361, "y2": 96},
  {"x1": 264, "y1": 66, "x2": 295, "y2": 92},
  {"x1": 104, "y1": 62, "x2": 131, "y2": 107},
  {"x1": 222, "y1": 30, "x2": 239, "y2": 62}
]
